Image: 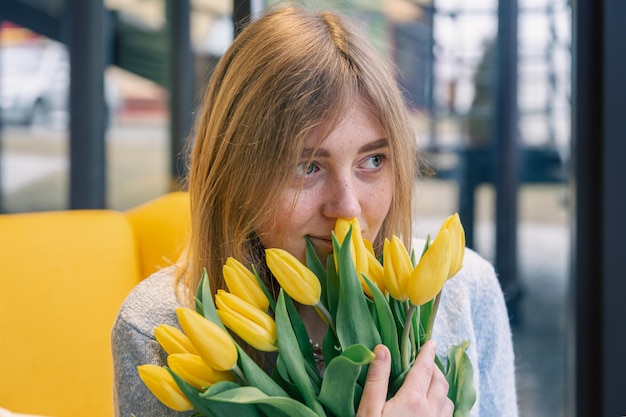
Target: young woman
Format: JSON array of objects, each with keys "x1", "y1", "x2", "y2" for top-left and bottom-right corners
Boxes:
[{"x1": 112, "y1": 5, "x2": 517, "y2": 417}]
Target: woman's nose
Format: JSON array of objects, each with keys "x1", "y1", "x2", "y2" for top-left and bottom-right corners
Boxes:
[{"x1": 322, "y1": 177, "x2": 362, "y2": 220}]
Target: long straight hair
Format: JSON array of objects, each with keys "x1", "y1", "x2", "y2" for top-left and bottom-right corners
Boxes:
[{"x1": 178, "y1": 5, "x2": 418, "y2": 308}]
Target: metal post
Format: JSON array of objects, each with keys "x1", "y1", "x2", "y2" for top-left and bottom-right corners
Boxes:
[
  {"x1": 494, "y1": 0, "x2": 520, "y2": 316},
  {"x1": 68, "y1": 0, "x2": 106, "y2": 209},
  {"x1": 424, "y1": 5, "x2": 437, "y2": 149},
  {"x1": 166, "y1": 0, "x2": 193, "y2": 190},
  {"x1": 568, "y1": 1, "x2": 626, "y2": 415}
]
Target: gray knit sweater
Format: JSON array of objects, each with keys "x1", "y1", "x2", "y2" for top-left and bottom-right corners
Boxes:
[{"x1": 112, "y1": 245, "x2": 518, "y2": 417}]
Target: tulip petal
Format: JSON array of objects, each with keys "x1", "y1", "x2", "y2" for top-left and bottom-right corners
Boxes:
[
  {"x1": 333, "y1": 218, "x2": 369, "y2": 277},
  {"x1": 176, "y1": 307, "x2": 238, "y2": 371},
  {"x1": 216, "y1": 290, "x2": 278, "y2": 352},
  {"x1": 407, "y1": 230, "x2": 452, "y2": 306},
  {"x1": 383, "y1": 236, "x2": 413, "y2": 301},
  {"x1": 223, "y1": 258, "x2": 270, "y2": 311},
  {"x1": 137, "y1": 364, "x2": 193, "y2": 411},
  {"x1": 154, "y1": 324, "x2": 198, "y2": 355},
  {"x1": 441, "y1": 213, "x2": 466, "y2": 278},
  {"x1": 167, "y1": 353, "x2": 235, "y2": 390},
  {"x1": 265, "y1": 248, "x2": 321, "y2": 306}
]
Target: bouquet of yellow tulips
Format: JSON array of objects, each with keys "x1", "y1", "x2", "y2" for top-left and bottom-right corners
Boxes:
[{"x1": 138, "y1": 214, "x2": 476, "y2": 416}]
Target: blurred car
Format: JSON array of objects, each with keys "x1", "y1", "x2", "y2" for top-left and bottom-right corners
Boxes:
[{"x1": 0, "y1": 39, "x2": 120, "y2": 128}]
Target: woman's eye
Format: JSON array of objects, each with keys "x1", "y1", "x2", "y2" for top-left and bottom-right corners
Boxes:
[
  {"x1": 296, "y1": 162, "x2": 318, "y2": 177},
  {"x1": 361, "y1": 154, "x2": 385, "y2": 169}
]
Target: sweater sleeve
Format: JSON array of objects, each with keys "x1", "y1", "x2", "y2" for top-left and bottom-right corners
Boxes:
[
  {"x1": 429, "y1": 245, "x2": 519, "y2": 417},
  {"x1": 111, "y1": 268, "x2": 194, "y2": 417},
  {"x1": 468, "y1": 254, "x2": 519, "y2": 417}
]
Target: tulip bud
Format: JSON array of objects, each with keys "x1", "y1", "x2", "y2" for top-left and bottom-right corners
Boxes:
[
  {"x1": 439, "y1": 213, "x2": 465, "y2": 278},
  {"x1": 215, "y1": 290, "x2": 278, "y2": 352},
  {"x1": 176, "y1": 307, "x2": 238, "y2": 371},
  {"x1": 167, "y1": 353, "x2": 235, "y2": 390},
  {"x1": 137, "y1": 364, "x2": 193, "y2": 411},
  {"x1": 265, "y1": 248, "x2": 321, "y2": 306},
  {"x1": 407, "y1": 229, "x2": 452, "y2": 306},
  {"x1": 383, "y1": 236, "x2": 413, "y2": 301},
  {"x1": 363, "y1": 239, "x2": 385, "y2": 295},
  {"x1": 334, "y1": 218, "x2": 369, "y2": 275},
  {"x1": 223, "y1": 257, "x2": 269, "y2": 311},
  {"x1": 154, "y1": 324, "x2": 198, "y2": 355}
]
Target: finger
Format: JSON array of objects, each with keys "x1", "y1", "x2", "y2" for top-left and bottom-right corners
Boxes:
[
  {"x1": 357, "y1": 344, "x2": 391, "y2": 417},
  {"x1": 401, "y1": 340, "x2": 437, "y2": 397},
  {"x1": 428, "y1": 366, "x2": 454, "y2": 417},
  {"x1": 427, "y1": 360, "x2": 450, "y2": 401}
]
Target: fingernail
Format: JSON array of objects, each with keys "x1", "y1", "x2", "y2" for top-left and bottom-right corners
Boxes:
[{"x1": 374, "y1": 344, "x2": 388, "y2": 360}]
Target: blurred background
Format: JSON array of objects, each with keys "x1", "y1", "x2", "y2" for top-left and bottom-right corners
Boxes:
[{"x1": 0, "y1": 0, "x2": 620, "y2": 415}]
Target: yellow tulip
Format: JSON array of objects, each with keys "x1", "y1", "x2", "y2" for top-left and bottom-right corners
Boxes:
[
  {"x1": 383, "y1": 236, "x2": 414, "y2": 301},
  {"x1": 363, "y1": 239, "x2": 385, "y2": 295},
  {"x1": 407, "y1": 229, "x2": 452, "y2": 306},
  {"x1": 333, "y1": 217, "x2": 369, "y2": 275},
  {"x1": 215, "y1": 290, "x2": 278, "y2": 352},
  {"x1": 137, "y1": 364, "x2": 193, "y2": 411},
  {"x1": 154, "y1": 324, "x2": 198, "y2": 355},
  {"x1": 223, "y1": 257, "x2": 269, "y2": 311},
  {"x1": 438, "y1": 213, "x2": 466, "y2": 278},
  {"x1": 265, "y1": 248, "x2": 321, "y2": 306},
  {"x1": 167, "y1": 353, "x2": 235, "y2": 390},
  {"x1": 175, "y1": 307, "x2": 238, "y2": 371}
]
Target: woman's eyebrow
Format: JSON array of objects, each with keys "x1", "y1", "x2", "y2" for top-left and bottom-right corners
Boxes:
[
  {"x1": 301, "y1": 138, "x2": 388, "y2": 159},
  {"x1": 301, "y1": 148, "x2": 330, "y2": 158},
  {"x1": 358, "y1": 138, "x2": 389, "y2": 153}
]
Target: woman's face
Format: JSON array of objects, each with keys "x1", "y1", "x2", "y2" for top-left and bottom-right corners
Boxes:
[{"x1": 257, "y1": 97, "x2": 394, "y2": 263}]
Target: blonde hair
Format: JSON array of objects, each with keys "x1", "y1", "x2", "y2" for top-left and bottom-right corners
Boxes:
[{"x1": 179, "y1": 5, "x2": 418, "y2": 306}]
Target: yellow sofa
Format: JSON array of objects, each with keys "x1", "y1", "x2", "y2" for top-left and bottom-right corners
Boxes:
[{"x1": 0, "y1": 192, "x2": 190, "y2": 417}]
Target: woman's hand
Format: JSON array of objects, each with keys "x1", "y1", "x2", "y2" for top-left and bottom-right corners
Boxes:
[{"x1": 357, "y1": 340, "x2": 454, "y2": 417}]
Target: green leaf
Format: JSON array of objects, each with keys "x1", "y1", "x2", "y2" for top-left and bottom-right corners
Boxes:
[
  {"x1": 251, "y1": 264, "x2": 276, "y2": 313},
  {"x1": 419, "y1": 298, "x2": 434, "y2": 344},
  {"x1": 389, "y1": 365, "x2": 410, "y2": 398},
  {"x1": 167, "y1": 367, "x2": 218, "y2": 417},
  {"x1": 236, "y1": 345, "x2": 290, "y2": 398},
  {"x1": 317, "y1": 344, "x2": 375, "y2": 417},
  {"x1": 284, "y1": 293, "x2": 320, "y2": 383},
  {"x1": 333, "y1": 229, "x2": 381, "y2": 350},
  {"x1": 320, "y1": 253, "x2": 342, "y2": 365},
  {"x1": 194, "y1": 297, "x2": 204, "y2": 315},
  {"x1": 361, "y1": 274, "x2": 402, "y2": 380},
  {"x1": 207, "y1": 386, "x2": 320, "y2": 417},
  {"x1": 195, "y1": 270, "x2": 205, "y2": 315},
  {"x1": 305, "y1": 236, "x2": 329, "y2": 308},
  {"x1": 390, "y1": 298, "x2": 406, "y2": 336},
  {"x1": 203, "y1": 380, "x2": 240, "y2": 395},
  {"x1": 321, "y1": 324, "x2": 341, "y2": 366},
  {"x1": 275, "y1": 291, "x2": 326, "y2": 416},
  {"x1": 197, "y1": 269, "x2": 228, "y2": 332},
  {"x1": 445, "y1": 341, "x2": 476, "y2": 417},
  {"x1": 273, "y1": 354, "x2": 306, "y2": 402},
  {"x1": 325, "y1": 254, "x2": 340, "y2": 318},
  {"x1": 198, "y1": 381, "x2": 262, "y2": 417}
]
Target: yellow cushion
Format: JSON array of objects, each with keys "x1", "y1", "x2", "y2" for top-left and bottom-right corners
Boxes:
[
  {"x1": 0, "y1": 210, "x2": 141, "y2": 417},
  {"x1": 125, "y1": 191, "x2": 191, "y2": 279}
]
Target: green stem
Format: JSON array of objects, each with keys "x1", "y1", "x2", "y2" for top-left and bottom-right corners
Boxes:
[
  {"x1": 401, "y1": 303, "x2": 417, "y2": 370},
  {"x1": 314, "y1": 302, "x2": 336, "y2": 335},
  {"x1": 424, "y1": 290, "x2": 443, "y2": 342},
  {"x1": 414, "y1": 304, "x2": 421, "y2": 352}
]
